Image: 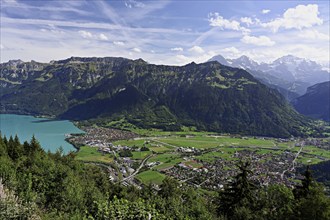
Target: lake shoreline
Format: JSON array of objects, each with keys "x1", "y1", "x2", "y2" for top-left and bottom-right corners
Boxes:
[{"x1": 0, "y1": 114, "x2": 84, "y2": 154}]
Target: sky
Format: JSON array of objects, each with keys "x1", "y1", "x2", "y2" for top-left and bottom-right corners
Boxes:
[{"x1": 1, "y1": 0, "x2": 329, "y2": 66}]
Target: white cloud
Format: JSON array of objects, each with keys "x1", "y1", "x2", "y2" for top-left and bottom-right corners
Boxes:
[
  {"x1": 79, "y1": 31, "x2": 108, "y2": 41},
  {"x1": 171, "y1": 47, "x2": 183, "y2": 52},
  {"x1": 0, "y1": 44, "x2": 4, "y2": 50},
  {"x1": 78, "y1": 30, "x2": 93, "y2": 38},
  {"x1": 99, "y1": 33, "x2": 108, "y2": 41},
  {"x1": 113, "y1": 41, "x2": 125, "y2": 46},
  {"x1": 125, "y1": 0, "x2": 145, "y2": 9},
  {"x1": 261, "y1": 4, "x2": 323, "y2": 32},
  {"x1": 132, "y1": 47, "x2": 141, "y2": 52},
  {"x1": 188, "y1": 46, "x2": 204, "y2": 54},
  {"x1": 175, "y1": 54, "x2": 190, "y2": 63},
  {"x1": 240, "y1": 17, "x2": 253, "y2": 26},
  {"x1": 298, "y1": 29, "x2": 329, "y2": 41},
  {"x1": 208, "y1": 13, "x2": 250, "y2": 33},
  {"x1": 222, "y1": 47, "x2": 240, "y2": 55},
  {"x1": 241, "y1": 35, "x2": 275, "y2": 46},
  {"x1": 261, "y1": 9, "x2": 270, "y2": 14}
]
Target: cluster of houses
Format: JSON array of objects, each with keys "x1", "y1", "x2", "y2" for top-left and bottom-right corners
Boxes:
[
  {"x1": 67, "y1": 126, "x2": 139, "y2": 147},
  {"x1": 177, "y1": 147, "x2": 200, "y2": 153},
  {"x1": 162, "y1": 149, "x2": 299, "y2": 190}
]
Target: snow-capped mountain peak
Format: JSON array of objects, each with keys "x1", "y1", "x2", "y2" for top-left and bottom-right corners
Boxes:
[{"x1": 208, "y1": 54, "x2": 330, "y2": 96}]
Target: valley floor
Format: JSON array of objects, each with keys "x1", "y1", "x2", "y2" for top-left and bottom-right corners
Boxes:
[{"x1": 69, "y1": 126, "x2": 330, "y2": 190}]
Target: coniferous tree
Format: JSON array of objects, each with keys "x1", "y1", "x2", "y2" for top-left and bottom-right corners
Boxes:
[
  {"x1": 217, "y1": 160, "x2": 257, "y2": 219},
  {"x1": 293, "y1": 166, "x2": 330, "y2": 220}
]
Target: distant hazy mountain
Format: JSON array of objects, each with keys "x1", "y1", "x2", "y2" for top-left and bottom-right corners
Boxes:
[
  {"x1": 292, "y1": 81, "x2": 330, "y2": 122},
  {"x1": 0, "y1": 57, "x2": 309, "y2": 137},
  {"x1": 209, "y1": 55, "x2": 330, "y2": 98}
]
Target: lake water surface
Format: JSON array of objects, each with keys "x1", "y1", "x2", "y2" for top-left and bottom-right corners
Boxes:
[{"x1": 0, "y1": 114, "x2": 84, "y2": 153}]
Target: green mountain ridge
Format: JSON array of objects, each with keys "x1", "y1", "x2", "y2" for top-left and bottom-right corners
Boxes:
[
  {"x1": 292, "y1": 81, "x2": 330, "y2": 122},
  {"x1": 0, "y1": 57, "x2": 309, "y2": 137}
]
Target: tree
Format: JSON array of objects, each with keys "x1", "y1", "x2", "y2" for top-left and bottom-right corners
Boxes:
[
  {"x1": 119, "y1": 149, "x2": 133, "y2": 157},
  {"x1": 259, "y1": 184, "x2": 294, "y2": 220},
  {"x1": 91, "y1": 196, "x2": 167, "y2": 220},
  {"x1": 0, "y1": 134, "x2": 7, "y2": 157},
  {"x1": 293, "y1": 166, "x2": 313, "y2": 199},
  {"x1": 293, "y1": 166, "x2": 330, "y2": 220},
  {"x1": 217, "y1": 160, "x2": 257, "y2": 218},
  {"x1": 30, "y1": 135, "x2": 42, "y2": 153},
  {"x1": 159, "y1": 177, "x2": 179, "y2": 199},
  {"x1": 7, "y1": 135, "x2": 22, "y2": 161}
]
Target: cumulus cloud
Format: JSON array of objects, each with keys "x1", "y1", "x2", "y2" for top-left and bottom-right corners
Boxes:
[
  {"x1": 113, "y1": 41, "x2": 125, "y2": 46},
  {"x1": 241, "y1": 35, "x2": 275, "y2": 46},
  {"x1": 208, "y1": 12, "x2": 250, "y2": 33},
  {"x1": 176, "y1": 54, "x2": 190, "y2": 63},
  {"x1": 99, "y1": 33, "x2": 108, "y2": 41},
  {"x1": 222, "y1": 47, "x2": 240, "y2": 54},
  {"x1": 78, "y1": 30, "x2": 93, "y2": 38},
  {"x1": 188, "y1": 46, "x2": 204, "y2": 54},
  {"x1": 240, "y1": 17, "x2": 253, "y2": 26},
  {"x1": 261, "y1": 4, "x2": 323, "y2": 32},
  {"x1": 261, "y1": 9, "x2": 270, "y2": 14},
  {"x1": 298, "y1": 29, "x2": 329, "y2": 41},
  {"x1": 78, "y1": 31, "x2": 109, "y2": 41},
  {"x1": 132, "y1": 47, "x2": 141, "y2": 52},
  {"x1": 171, "y1": 47, "x2": 183, "y2": 52}
]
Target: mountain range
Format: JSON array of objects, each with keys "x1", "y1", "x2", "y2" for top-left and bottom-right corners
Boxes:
[
  {"x1": 209, "y1": 55, "x2": 330, "y2": 100},
  {"x1": 292, "y1": 81, "x2": 330, "y2": 122},
  {"x1": 0, "y1": 57, "x2": 310, "y2": 137}
]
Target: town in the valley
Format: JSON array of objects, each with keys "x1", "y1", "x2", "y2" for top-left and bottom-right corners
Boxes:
[{"x1": 67, "y1": 126, "x2": 330, "y2": 191}]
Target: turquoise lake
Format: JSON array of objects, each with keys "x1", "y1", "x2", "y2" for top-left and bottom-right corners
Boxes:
[{"x1": 0, "y1": 114, "x2": 84, "y2": 153}]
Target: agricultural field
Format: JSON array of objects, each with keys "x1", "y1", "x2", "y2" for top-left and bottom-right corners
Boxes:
[
  {"x1": 75, "y1": 146, "x2": 113, "y2": 164},
  {"x1": 149, "y1": 145, "x2": 172, "y2": 153},
  {"x1": 73, "y1": 130, "x2": 330, "y2": 188},
  {"x1": 112, "y1": 139, "x2": 146, "y2": 147},
  {"x1": 184, "y1": 160, "x2": 203, "y2": 168},
  {"x1": 131, "y1": 151, "x2": 152, "y2": 160},
  {"x1": 136, "y1": 170, "x2": 166, "y2": 185},
  {"x1": 302, "y1": 145, "x2": 330, "y2": 158},
  {"x1": 153, "y1": 136, "x2": 282, "y2": 149},
  {"x1": 148, "y1": 153, "x2": 184, "y2": 170}
]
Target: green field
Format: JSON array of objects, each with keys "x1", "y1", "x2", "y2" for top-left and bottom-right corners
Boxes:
[
  {"x1": 184, "y1": 160, "x2": 203, "y2": 168},
  {"x1": 297, "y1": 156, "x2": 323, "y2": 165},
  {"x1": 136, "y1": 170, "x2": 166, "y2": 185},
  {"x1": 149, "y1": 145, "x2": 172, "y2": 153},
  {"x1": 302, "y1": 146, "x2": 330, "y2": 158},
  {"x1": 155, "y1": 136, "x2": 280, "y2": 149},
  {"x1": 112, "y1": 139, "x2": 146, "y2": 147},
  {"x1": 113, "y1": 135, "x2": 296, "y2": 151},
  {"x1": 131, "y1": 151, "x2": 152, "y2": 160},
  {"x1": 148, "y1": 153, "x2": 183, "y2": 170},
  {"x1": 196, "y1": 148, "x2": 243, "y2": 162},
  {"x1": 75, "y1": 146, "x2": 113, "y2": 164},
  {"x1": 107, "y1": 133, "x2": 330, "y2": 167},
  {"x1": 149, "y1": 153, "x2": 180, "y2": 162}
]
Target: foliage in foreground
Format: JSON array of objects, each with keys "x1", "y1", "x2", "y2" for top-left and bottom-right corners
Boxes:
[{"x1": 0, "y1": 134, "x2": 329, "y2": 219}]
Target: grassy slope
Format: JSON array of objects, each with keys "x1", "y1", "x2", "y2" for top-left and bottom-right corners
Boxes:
[{"x1": 75, "y1": 146, "x2": 113, "y2": 164}]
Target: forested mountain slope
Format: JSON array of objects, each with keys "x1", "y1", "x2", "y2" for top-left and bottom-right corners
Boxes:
[{"x1": 0, "y1": 57, "x2": 309, "y2": 137}]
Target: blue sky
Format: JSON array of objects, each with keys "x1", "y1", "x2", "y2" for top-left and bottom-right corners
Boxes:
[{"x1": 1, "y1": 0, "x2": 329, "y2": 66}]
